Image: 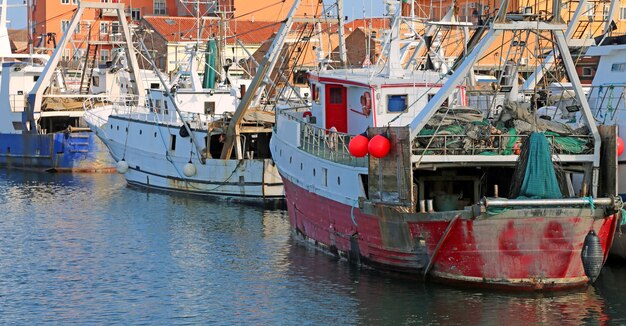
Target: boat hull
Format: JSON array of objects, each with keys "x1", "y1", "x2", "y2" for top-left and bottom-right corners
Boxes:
[
  {"x1": 87, "y1": 115, "x2": 284, "y2": 201},
  {"x1": 282, "y1": 177, "x2": 618, "y2": 290},
  {"x1": 0, "y1": 132, "x2": 115, "y2": 172}
]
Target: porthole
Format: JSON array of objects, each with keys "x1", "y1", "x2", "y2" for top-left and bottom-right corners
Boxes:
[
  {"x1": 110, "y1": 125, "x2": 112, "y2": 129},
  {"x1": 116, "y1": 126, "x2": 119, "y2": 131},
  {"x1": 300, "y1": 163, "x2": 303, "y2": 170},
  {"x1": 139, "y1": 130, "x2": 142, "y2": 135},
  {"x1": 289, "y1": 156, "x2": 292, "y2": 164},
  {"x1": 125, "y1": 127, "x2": 128, "y2": 132},
  {"x1": 313, "y1": 169, "x2": 316, "y2": 176},
  {"x1": 280, "y1": 149, "x2": 282, "y2": 156},
  {"x1": 337, "y1": 176, "x2": 341, "y2": 185},
  {"x1": 154, "y1": 132, "x2": 157, "y2": 137}
]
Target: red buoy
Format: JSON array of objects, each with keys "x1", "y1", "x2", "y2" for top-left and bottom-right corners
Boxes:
[
  {"x1": 618, "y1": 136, "x2": 625, "y2": 156},
  {"x1": 302, "y1": 111, "x2": 312, "y2": 118},
  {"x1": 348, "y1": 134, "x2": 369, "y2": 157},
  {"x1": 368, "y1": 134, "x2": 391, "y2": 158}
]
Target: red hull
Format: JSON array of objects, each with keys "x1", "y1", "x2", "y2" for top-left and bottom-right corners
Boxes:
[{"x1": 283, "y1": 178, "x2": 619, "y2": 290}]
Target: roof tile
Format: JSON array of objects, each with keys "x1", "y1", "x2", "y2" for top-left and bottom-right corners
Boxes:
[{"x1": 143, "y1": 16, "x2": 280, "y2": 45}]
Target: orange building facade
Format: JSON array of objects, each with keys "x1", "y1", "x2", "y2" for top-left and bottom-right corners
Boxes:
[
  {"x1": 232, "y1": 0, "x2": 336, "y2": 21},
  {"x1": 30, "y1": 0, "x2": 323, "y2": 67},
  {"x1": 32, "y1": 0, "x2": 179, "y2": 65}
]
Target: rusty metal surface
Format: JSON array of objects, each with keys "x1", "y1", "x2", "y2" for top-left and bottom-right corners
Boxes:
[
  {"x1": 368, "y1": 126, "x2": 413, "y2": 207},
  {"x1": 282, "y1": 176, "x2": 619, "y2": 290}
]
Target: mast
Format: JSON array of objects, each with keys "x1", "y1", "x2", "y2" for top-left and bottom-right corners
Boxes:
[
  {"x1": 336, "y1": 0, "x2": 347, "y2": 68},
  {"x1": 406, "y1": 0, "x2": 602, "y2": 196},
  {"x1": 27, "y1": 0, "x2": 33, "y2": 56},
  {"x1": 26, "y1": 2, "x2": 145, "y2": 133},
  {"x1": 139, "y1": 40, "x2": 206, "y2": 161},
  {"x1": 522, "y1": 0, "x2": 593, "y2": 91},
  {"x1": 220, "y1": 0, "x2": 303, "y2": 159}
]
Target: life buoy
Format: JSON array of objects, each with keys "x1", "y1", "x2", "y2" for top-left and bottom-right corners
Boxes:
[
  {"x1": 303, "y1": 111, "x2": 312, "y2": 118},
  {"x1": 360, "y1": 91, "x2": 372, "y2": 116}
]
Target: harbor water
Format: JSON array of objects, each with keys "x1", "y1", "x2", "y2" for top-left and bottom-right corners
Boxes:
[{"x1": 2, "y1": 170, "x2": 626, "y2": 324}]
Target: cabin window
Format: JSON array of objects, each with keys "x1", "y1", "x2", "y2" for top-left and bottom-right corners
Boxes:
[
  {"x1": 170, "y1": 135, "x2": 176, "y2": 151},
  {"x1": 92, "y1": 76, "x2": 100, "y2": 87},
  {"x1": 582, "y1": 67, "x2": 594, "y2": 77},
  {"x1": 329, "y1": 87, "x2": 343, "y2": 104},
  {"x1": 150, "y1": 83, "x2": 160, "y2": 89},
  {"x1": 387, "y1": 94, "x2": 408, "y2": 112},
  {"x1": 205, "y1": 101, "x2": 215, "y2": 115},
  {"x1": 620, "y1": 7, "x2": 626, "y2": 20},
  {"x1": 323, "y1": 168, "x2": 328, "y2": 187},
  {"x1": 164, "y1": 100, "x2": 169, "y2": 115},
  {"x1": 61, "y1": 0, "x2": 69, "y2": 4},
  {"x1": 33, "y1": 75, "x2": 39, "y2": 82},
  {"x1": 611, "y1": 63, "x2": 626, "y2": 72}
]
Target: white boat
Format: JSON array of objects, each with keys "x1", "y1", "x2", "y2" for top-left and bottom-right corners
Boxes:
[
  {"x1": 270, "y1": 0, "x2": 622, "y2": 290},
  {"x1": 82, "y1": 2, "x2": 301, "y2": 202},
  {"x1": 0, "y1": 1, "x2": 129, "y2": 172},
  {"x1": 583, "y1": 34, "x2": 626, "y2": 258}
]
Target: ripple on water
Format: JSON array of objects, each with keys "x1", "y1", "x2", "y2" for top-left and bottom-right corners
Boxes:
[{"x1": 2, "y1": 170, "x2": 626, "y2": 324}]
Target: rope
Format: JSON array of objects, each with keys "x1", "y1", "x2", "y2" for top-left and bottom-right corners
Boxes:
[
  {"x1": 350, "y1": 199, "x2": 359, "y2": 226},
  {"x1": 423, "y1": 214, "x2": 460, "y2": 280},
  {"x1": 583, "y1": 196, "x2": 595, "y2": 215}
]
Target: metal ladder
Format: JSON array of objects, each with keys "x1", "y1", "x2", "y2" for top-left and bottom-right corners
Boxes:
[
  {"x1": 498, "y1": 30, "x2": 530, "y2": 91},
  {"x1": 78, "y1": 26, "x2": 100, "y2": 95}
]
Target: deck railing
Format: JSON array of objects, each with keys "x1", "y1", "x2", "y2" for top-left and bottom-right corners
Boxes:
[
  {"x1": 278, "y1": 107, "x2": 594, "y2": 166},
  {"x1": 278, "y1": 108, "x2": 368, "y2": 167},
  {"x1": 83, "y1": 95, "x2": 221, "y2": 129}
]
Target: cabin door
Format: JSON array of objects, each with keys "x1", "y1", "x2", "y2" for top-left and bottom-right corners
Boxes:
[{"x1": 325, "y1": 84, "x2": 347, "y2": 133}]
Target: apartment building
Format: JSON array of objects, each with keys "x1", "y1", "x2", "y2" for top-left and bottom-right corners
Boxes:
[{"x1": 31, "y1": 0, "x2": 180, "y2": 67}]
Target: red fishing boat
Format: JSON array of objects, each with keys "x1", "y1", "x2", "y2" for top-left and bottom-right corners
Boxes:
[{"x1": 270, "y1": 0, "x2": 622, "y2": 290}]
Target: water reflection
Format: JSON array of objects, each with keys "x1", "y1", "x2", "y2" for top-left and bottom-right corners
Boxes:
[
  {"x1": 284, "y1": 236, "x2": 626, "y2": 325},
  {"x1": 1, "y1": 170, "x2": 626, "y2": 324}
]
